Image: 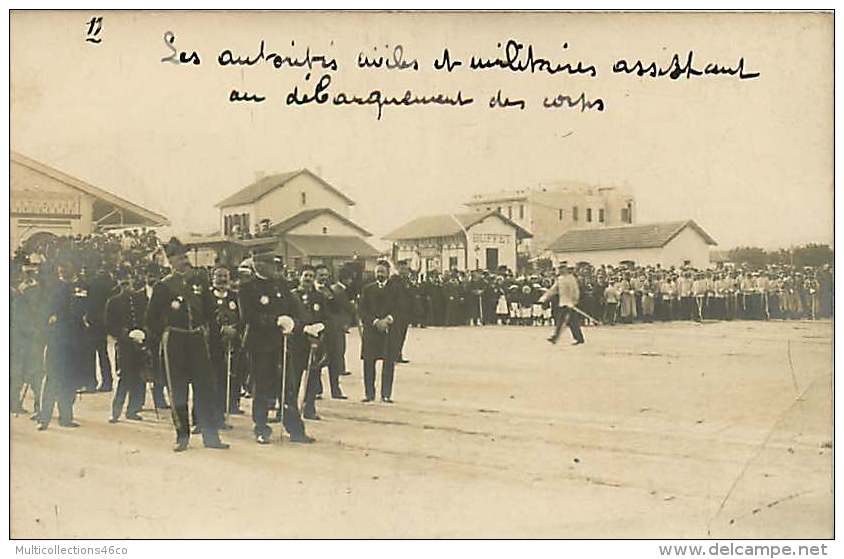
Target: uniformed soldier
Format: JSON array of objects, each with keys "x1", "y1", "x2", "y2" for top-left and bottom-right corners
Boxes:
[
  {"x1": 359, "y1": 260, "x2": 399, "y2": 403},
  {"x1": 387, "y1": 260, "x2": 414, "y2": 361},
  {"x1": 37, "y1": 260, "x2": 83, "y2": 430},
  {"x1": 238, "y1": 253, "x2": 310, "y2": 444},
  {"x1": 105, "y1": 267, "x2": 149, "y2": 423},
  {"x1": 208, "y1": 266, "x2": 242, "y2": 425},
  {"x1": 145, "y1": 238, "x2": 229, "y2": 452},
  {"x1": 12, "y1": 262, "x2": 47, "y2": 416},
  {"x1": 289, "y1": 265, "x2": 329, "y2": 420},
  {"x1": 328, "y1": 266, "x2": 358, "y2": 393}
]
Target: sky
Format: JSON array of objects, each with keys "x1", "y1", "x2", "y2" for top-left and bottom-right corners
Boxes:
[{"x1": 10, "y1": 11, "x2": 834, "y2": 250}]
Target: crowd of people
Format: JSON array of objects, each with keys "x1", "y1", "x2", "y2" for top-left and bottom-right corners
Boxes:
[
  {"x1": 9, "y1": 231, "x2": 834, "y2": 452},
  {"x1": 10, "y1": 232, "x2": 415, "y2": 451},
  {"x1": 398, "y1": 263, "x2": 834, "y2": 328}
]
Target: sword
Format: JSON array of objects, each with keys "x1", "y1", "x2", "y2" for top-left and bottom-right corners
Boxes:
[
  {"x1": 224, "y1": 344, "x2": 233, "y2": 422},
  {"x1": 298, "y1": 343, "x2": 315, "y2": 415},
  {"x1": 279, "y1": 333, "x2": 288, "y2": 442},
  {"x1": 570, "y1": 305, "x2": 601, "y2": 325}
]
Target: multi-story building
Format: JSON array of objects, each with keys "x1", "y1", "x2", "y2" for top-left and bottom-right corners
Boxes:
[
  {"x1": 464, "y1": 181, "x2": 635, "y2": 256},
  {"x1": 192, "y1": 168, "x2": 380, "y2": 270}
]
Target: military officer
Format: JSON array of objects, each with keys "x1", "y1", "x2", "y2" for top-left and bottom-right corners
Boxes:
[
  {"x1": 208, "y1": 266, "x2": 242, "y2": 425},
  {"x1": 289, "y1": 265, "x2": 329, "y2": 420},
  {"x1": 105, "y1": 267, "x2": 149, "y2": 423},
  {"x1": 37, "y1": 260, "x2": 82, "y2": 430},
  {"x1": 239, "y1": 253, "x2": 312, "y2": 444},
  {"x1": 145, "y1": 238, "x2": 229, "y2": 452}
]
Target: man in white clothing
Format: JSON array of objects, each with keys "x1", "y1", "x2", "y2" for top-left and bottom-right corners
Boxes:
[{"x1": 539, "y1": 265, "x2": 585, "y2": 346}]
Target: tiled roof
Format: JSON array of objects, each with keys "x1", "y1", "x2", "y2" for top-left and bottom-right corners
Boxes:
[
  {"x1": 548, "y1": 220, "x2": 717, "y2": 252},
  {"x1": 284, "y1": 235, "x2": 380, "y2": 257},
  {"x1": 11, "y1": 151, "x2": 170, "y2": 226},
  {"x1": 269, "y1": 208, "x2": 371, "y2": 237},
  {"x1": 215, "y1": 169, "x2": 356, "y2": 208},
  {"x1": 383, "y1": 211, "x2": 532, "y2": 240}
]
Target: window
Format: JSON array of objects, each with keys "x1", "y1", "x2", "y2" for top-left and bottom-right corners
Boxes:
[
  {"x1": 519, "y1": 204, "x2": 524, "y2": 219},
  {"x1": 300, "y1": 192, "x2": 307, "y2": 206},
  {"x1": 224, "y1": 215, "x2": 230, "y2": 236},
  {"x1": 626, "y1": 202, "x2": 633, "y2": 223},
  {"x1": 586, "y1": 208, "x2": 592, "y2": 223},
  {"x1": 449, "y1": 256, "x2": 458, "y2": 270},
  {"x1": 572, "y1": 206, "x2": 579, "y2": 221},
  {"x1": 599, "y1": 209, "x2": 605, "y2": 223},
  {"x1": 621, "y1": 208, "x2": 629, "y2": 223},
  {"x1": 507, "y1": 206, "x2": 513, "y2": 219},
  {"x1": 322, "y1": 226, "x2": 328, "y2": 234},
  {"x1": 242, "y1": 213, "x2": 250, "y2": 234},
  {"x1": 497, "y1": 206, "x2": 502, "y2": 214}
]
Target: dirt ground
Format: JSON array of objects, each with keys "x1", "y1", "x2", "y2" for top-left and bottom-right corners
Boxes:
[{"x1": 10, "y1": 319, "x2": 833, "y2": 539}]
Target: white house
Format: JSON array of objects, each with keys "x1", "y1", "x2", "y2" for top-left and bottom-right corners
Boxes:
[
  {"x1": 384, "y1": 211, "x2": 532, "y2": 275},
  {"x1": 203, "y1": 168, "x2": 379, "y2": 269},
  {"x1": 547, "y1": 220, "x2": 717, "y2": 269}
]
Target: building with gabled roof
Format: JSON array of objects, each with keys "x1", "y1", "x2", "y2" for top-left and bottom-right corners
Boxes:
[
  {"x1": 384, "y1": 211, "x2": 532, "y2": 274},
  {"x1": 203, "y1": 168, "x2": 378, "y2": 270},
  {"x1": 11, "y1": 151, "x2": 169, "y2": 250},
  {"x1": 547, "y1": 220, "x2": 717, "y2": 269},
  {"x1": 464, "y1": 181, "x2": 635, "y2": 256}
]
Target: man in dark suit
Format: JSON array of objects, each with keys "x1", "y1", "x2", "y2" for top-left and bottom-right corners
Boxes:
[
  {"x1": 37, "y1": 260, "x2": 82, "y2": 430},
  {"x1": 238, "y1": 253, "x2": 311, "y2": 444},
  {"x1": 386, "y1": 260, "x2": 413, "y2": 363},
  {"x1": 145, "y1": 238, "x2": 229, "y2": 452},
  {"x1": 359, "y1": 260, "x2": 398, "y2": 403},
  {"x1": 90, "y1": 267, "x2": 115, "y2": 392},
  {"x1": 105, "y1": 267, "x2": 148, "y2": 422},
  {"x1": 328, "y1": 266, "x2": 358, "y2": 396}
]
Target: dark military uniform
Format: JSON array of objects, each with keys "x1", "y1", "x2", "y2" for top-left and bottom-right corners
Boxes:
[
  {"x1": 145, "y1": 271, "x2": 224, "y2": 448},
  {"x1": 209, "y1": 287, "x2": 242, "y2": 422},
  {"x1": 359, "y1": 280, "x2": 398, "y2": 401},
  {"x1": 238, "y1": 276, "x2": 301, "y2": 440},
  {"x1": 105, "y1": 287, "x2": 149, "y2": 420},
  {"x1": 13, "y1": 277, "x2": 47, "y2": 414},
  {"x1": 289, "y1": 286, "x2": 329, "y2": 419},
  {"x1": 38, "y1": 276, "x2": 82, "y2": 428}
]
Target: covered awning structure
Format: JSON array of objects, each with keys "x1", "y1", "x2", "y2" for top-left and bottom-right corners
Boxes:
[
  {"x1": 282, "y1": 235, "x2": 381, "y2": 258},
  {"x1": 12, "y1": 151, "x2": 170, "y2": 231}
]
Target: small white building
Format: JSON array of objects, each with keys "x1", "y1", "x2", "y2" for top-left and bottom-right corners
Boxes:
[
  {"x1": 208, "y1": 168, "x2": 380, "y2": 270},
  {"x1": 384, "y1": 211, "x2": 532, "y2": 275},
  {"x1": 547, "y1": 220, "x2": 717, "y2": 269}
]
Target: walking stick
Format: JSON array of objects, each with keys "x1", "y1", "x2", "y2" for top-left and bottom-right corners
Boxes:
[{"x1": 478, "y1": 293, "x2": 484, "y2": 326}]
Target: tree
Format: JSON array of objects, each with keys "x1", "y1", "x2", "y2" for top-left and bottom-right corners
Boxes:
[
  {"x1": 727, "y1": 246, "x2": 768, "y2": 269},
  {"x1": 793, "y1": 244, "x2": 834, "y2": 268}
]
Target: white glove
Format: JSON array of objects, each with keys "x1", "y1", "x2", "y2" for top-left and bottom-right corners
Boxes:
[
  {"x1": 277, "y1": 315, "x2": 295, "y2": 334},
  {"x1": 128, "y1": 329, "x2": 146, "y2": 343},
  {"x1": 303, "y1": 323, "x2": 325, "y2": 337}
]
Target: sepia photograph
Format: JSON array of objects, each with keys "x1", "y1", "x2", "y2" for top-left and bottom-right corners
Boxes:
[{"x1": 6, "y1": 8, "x2": 836, "y2": 545}]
